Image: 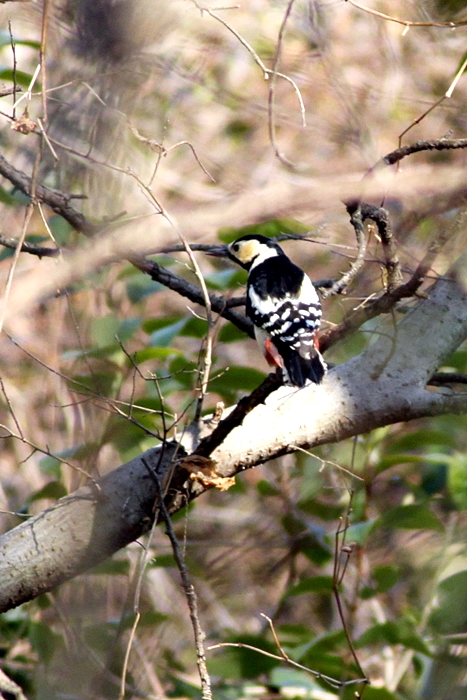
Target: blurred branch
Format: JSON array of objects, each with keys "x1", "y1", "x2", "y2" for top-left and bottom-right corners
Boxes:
[
  {"x1": 0, "y1": 233, "x2": 59, "y2": 257},
  {"x1": 345, "y1": 0, "x2": 467, "y2": 28},
  {"x1": 0, "y1": 154, "x2": 254, "y2": 337},
  {"x1": 0, "y1": 154, "x2": 97, "y2": 236}
]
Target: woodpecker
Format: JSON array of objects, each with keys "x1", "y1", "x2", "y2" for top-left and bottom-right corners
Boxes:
[{"x1": 214, "y1": 234, "x2": 327, "y2": 388}]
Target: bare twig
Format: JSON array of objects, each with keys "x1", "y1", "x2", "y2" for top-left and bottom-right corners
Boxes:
[
  {"x1": 0, "y1": 233, "x2": 60, "y2": 257},
  {"x1": 208, "y1": 613, "x2": 367, "y2": 690},
  {"x1": 126, "y1": 120, "x2": 215, "y2": 182},
  {"x1": 345, "y1": 0, "x2": 467, "y2": 29},
  {"x1": 0, "y1": 154, "x2": 97, "y2": 235},
  {"x1": 268, "y1": 0, "x2": 304, "y2": 166},
  {"x1": 368, "y1": 139, "x2": 467, "y2": 175},
  {"x1": 129, "y1": 253, "x2": 254, "y2": 338},
  {"x1": 8, "y1": 22, "x2": 18, "y2": 119},
  {"x1": 332, "y1": 511, "x2": 368, "y2": 682},
  {"x1": 321, "y1": 201, "x2": 368, "y2": 298},
  {"x1": 147, "y1": 459, "x2": 212, "y2": 700},
  {"x1": 397, "y1": 56, "x2": 467, "y2": 142},
  {"x1": 320, "y1": 225, "x2": 451, "y2": 352},
  {"x1": 194, "y1": 2, "x2": 305, "y2": 142}
]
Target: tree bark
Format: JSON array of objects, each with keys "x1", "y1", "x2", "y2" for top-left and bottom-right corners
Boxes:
[{"x1": 1, "y1": 273, "x2": 467, "y2": 613}]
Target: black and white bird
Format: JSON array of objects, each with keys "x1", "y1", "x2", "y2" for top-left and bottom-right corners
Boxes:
[{"x1": 211, "y1": 234, "x2": 327, "y2": 388}]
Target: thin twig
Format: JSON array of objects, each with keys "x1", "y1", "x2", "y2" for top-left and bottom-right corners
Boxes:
[
  {"x1": 268, "y1": 0, "x2": 304, "y2": 166},
  {"x1": 8, "y1": 22, "x2": 17, "y2": 120},
  {"x1": 118, "y1": 612, "x2": 140, "y2": 700},
  {"x1": 320, "y1": 225, "x2": 451, "y2": 352},
  {"x1": 208, "y1": 633, "x2": 366, "y2": 689},
  {"x1": 321, "y1": 201, "x2": 368, "y2": 298},
  {"x1": 332, "y1": 509, "x2": 368, "y2": 682},
  {"x1": 345, "y1": 0, "x2": 466, "y2": 29},
  {"x1": 129, "y1": 253, "x2": 254, "y2": 338},
  {"x1": 0, "y1": 127, "x2": 45, "y2": 334},
  {"x1": 194, "y1": 2, "x2": 305, "y2": 141},
  {"x1": 147, "y1": 460, "x2": 212, "y2": 700}
]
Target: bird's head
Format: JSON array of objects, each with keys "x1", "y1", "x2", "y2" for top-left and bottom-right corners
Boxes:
[{"x1": 207, "y1": 234, "x2": 284, "y2": 270}]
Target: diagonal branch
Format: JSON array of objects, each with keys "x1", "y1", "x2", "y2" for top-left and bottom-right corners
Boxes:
[
  {"x1": 128, "y1": 253, "x2": 253, "y2": 338},
  {"x1": 2, "y1": 271, "x2": 467, "y2": 612},
  {"x1": 0, "y1": 154, "x2": 98, "y2": 236}
]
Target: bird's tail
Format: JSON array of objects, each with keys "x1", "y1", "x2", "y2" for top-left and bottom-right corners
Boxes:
[{"x1": 281, "y1": 347, "x2": 327, "y2": 388}]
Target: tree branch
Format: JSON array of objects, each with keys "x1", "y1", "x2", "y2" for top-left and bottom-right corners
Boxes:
[
  {"x1": 0, "y1": 154, "x2": 98, "y2": 236},
  {"x1": 128, "y1": 253, "x2": 254, "y2": 338},
  {"x1": 0, "y1": 233, "x2": 60, "y2": 258},
  {"x1": 1, "y1": 272, "x2": 467, "y2": 612}
]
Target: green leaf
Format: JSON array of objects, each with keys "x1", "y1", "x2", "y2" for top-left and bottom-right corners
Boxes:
[
  {"x1": 88, "y1": 558, "x2": 131, "y2": 575},
  {"x1": 360, "y1": 688, "x2": 400, "y2": 700},
  {"x1": 148, "y1": 553, "x2": 176, "y2": 568},
  {"x1": 180, "y1": 316, "x2": 208, "y2": 338},
  {"x1": 208, "y1": 366, "x2": 266, "y2": 400},
  {"x1": 0, "y1": 67, "x2": 41, "y2": 89},
  {"x1": 429, "y1": 570, "x2": 467, "y2": 634},
  {"x1": 69, "y1": 370, "x2": 119, "y2": 395},
  {"x1": 375, "y1": 504, "x2": 444, "y2": 532},
  {"x1": 256, "y1": 480, "x2": 280, "y2": 496},
  {"x1": 47, "y1": 216, "x2": 73, "y2": 245},
  {"x1": 168, "y1": 356, "x2": 199, "y2": 388},
  {"x1": 361, "y1": 565, "x2": 400, "y2": 599},
  {"x1": 447, "y1": 452, "x2": 467, "y2": 510},
  {"x1": 145, "y1": 316, "x2": 187, "y2": 347},
  {"x1": 28, "y1": 481, "x2": 67, "y2": 503},
  {"x1": 357, "y1": 620, "x2": 431, "y2": 655},
  {"x1": 133, "y1": 346, "x2": 183, "y2": 363},
  {"x1": 345, "y1": 520, "x2": 377, "y2": 545},
  {"x1": 217, "y1": 218, "x2": 309, "y2": 244},
  {"x1": 204, "y1": 268, "x2": 246, "y2": 291},
  {"x1": 90, "y1": 315, "x2": 139, "y2": 347},
  {"x1": 218, "y1": 322, "x2": 247, "y2": 343},
  {"x1": 138, "y1": 610, "x2": 169, "y2": 626},
  {"x1": 126, "y1": 276, "x2": 163, "y2": 302},
  {"x1": 0, "y1": 31, "x2": 41, "y2": 49},
  {"x1": 29, "y1": 622, "x2": 60, "y2": 663},
  {"x1": 38, "y1": 456, "x2": 62, "y2": 479},
  {"x1": 0, "y1": 184, "x2": 21, "y2": 206},
  {"x1": 385, "y1": 429, "x2": 458, "y2": 452},
  {"x1": 286, "y1": 576, "x2": 334, "y2": 596},
  {"x1": 268, "y1": 666, "x2": 322, "y2": 692},
  {"x1": 281, "y1": 514, "x2": 331, "y2": 565}
]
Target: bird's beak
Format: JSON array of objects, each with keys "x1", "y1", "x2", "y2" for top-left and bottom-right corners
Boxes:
[{"x1": 205, "y1": 244, "x2": 230, "y2": 258}]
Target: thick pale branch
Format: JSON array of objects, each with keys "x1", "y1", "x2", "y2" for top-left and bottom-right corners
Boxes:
[{"x1": 1, "y1": 273, "x2": 467, "y2": 612}]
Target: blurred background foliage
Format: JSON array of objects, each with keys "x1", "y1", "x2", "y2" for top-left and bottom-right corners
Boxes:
[{"x1": 2, "y1": 0, "x2": 467, "y2": 698}]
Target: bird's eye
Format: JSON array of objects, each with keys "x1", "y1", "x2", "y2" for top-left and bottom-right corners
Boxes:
[{"x1": 232, "y1": 242, "x2": 240, "y2": 252}]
